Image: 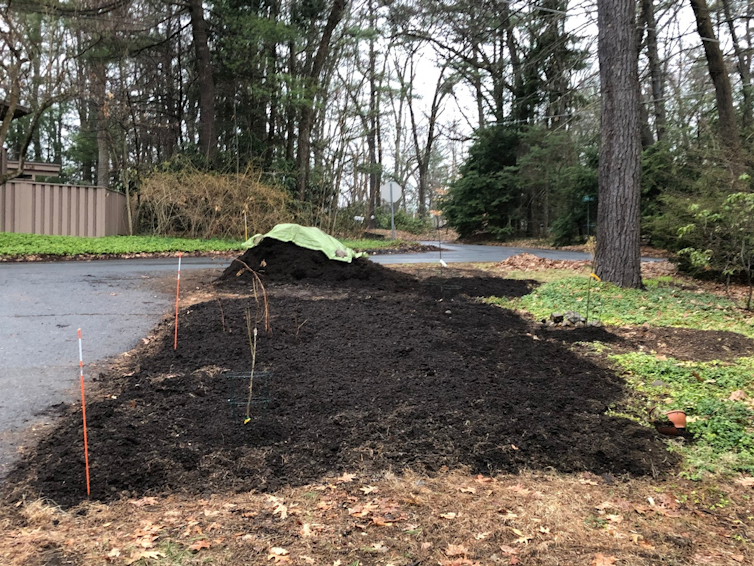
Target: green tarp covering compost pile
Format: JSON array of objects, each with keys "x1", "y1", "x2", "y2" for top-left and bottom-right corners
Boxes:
[{"x1": 243, "y1": 223, "x2": 367, "y2": 263}]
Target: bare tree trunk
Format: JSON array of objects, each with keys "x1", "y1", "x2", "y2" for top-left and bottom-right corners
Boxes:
[
  {"x1": 642, "y1": 0, "x2": 667, "y2": 141},
  {"x1": 409, "y1": 63, "x2": 449, "y2": 219},
  {"x1": 264, "y1": 0, "x2": 281, "y2": 168},
  {"x1": 690, "y1": 0, "x2": 741, "y2": 155},
  {"x1": 722, "y1": 0, "x2": 753, "y2": 129},
  {"x1": 286, "y1": 40, "x2": 297, "y2": 164},
  {"x1": 94, "y1": 61, "x2": 110, "y2": 188},
  {"x1": 188, "y1": 0, "x2": 217, "y2": 160},
  {"x1": 366, "y1": 0, "x2": 378, "y2": 228},
  {"x1": 595, "y1": 0, "x2": 642, "y2": 289},
  {"x1": 502, "y1": 2, "x2": 523, "y2": 123},
  {"x1": 297, "y1": 0, "x2": 348, "y2": 200}
]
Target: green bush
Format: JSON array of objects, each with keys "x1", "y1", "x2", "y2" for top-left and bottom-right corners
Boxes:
[
  {"x1": 374, "y1": 208, "x2": 431, "y2": 234},
  {"x1": 441, "y1": 125, "x2": 522, "y2": 239},
  {"x1": 440, "y1": 124, "x2": 598, "y2": 244}
]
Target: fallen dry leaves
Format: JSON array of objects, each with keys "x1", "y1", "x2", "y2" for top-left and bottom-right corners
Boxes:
[
  {"x1": 268, "y1": 546, "x2": 290, "y2": 562},
  {"x1": 445, "y1": 544, "x2": 468, "y2": 557},
  {"x1": 188, "y1": 539, "x2": 211, "y2": 551},
  {"x1": 2, "y1": 469, "x2": 752, "y2": 566}
]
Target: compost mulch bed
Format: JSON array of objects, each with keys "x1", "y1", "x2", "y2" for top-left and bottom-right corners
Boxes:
[
  {"x1": 542, "y1": 325, "x2": 754, "y2": 362},
  {"x1": 5, "y1": 245, "x2": 682, "y2": 509}
]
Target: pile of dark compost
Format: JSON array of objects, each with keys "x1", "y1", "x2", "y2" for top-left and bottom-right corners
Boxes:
[
  {"x1": 219, "y1": 240, "x2": 536, "y2": 299},
  {"x1": 6, "y1": 261, "x2": 676, "y2": 507},
  {"x1": 219, "y1": 239, "x2": 415, "y2": 290}
]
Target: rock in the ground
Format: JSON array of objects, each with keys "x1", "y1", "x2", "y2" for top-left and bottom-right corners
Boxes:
[{"x1": 564, "y1": 311, "x2": 587, "y2": 325}]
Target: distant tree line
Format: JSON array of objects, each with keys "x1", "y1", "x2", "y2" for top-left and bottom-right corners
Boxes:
[{"x1": 3, "y1": 1, "x2": 754, "y2": 287}]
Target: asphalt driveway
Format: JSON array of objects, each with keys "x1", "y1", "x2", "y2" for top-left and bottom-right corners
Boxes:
[{"x1": 0, "y1": 257, "x2": 228, "y2": 474}]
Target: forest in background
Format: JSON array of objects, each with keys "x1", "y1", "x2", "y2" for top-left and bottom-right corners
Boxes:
[{"x1": 1, "y1": 0, "x2": 754, "y2": 282}]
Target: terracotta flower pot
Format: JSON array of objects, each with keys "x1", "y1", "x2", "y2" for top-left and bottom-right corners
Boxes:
[
  {"x1": 665, "y1": 410, "x2": 687, "y2": 429},
  {"x1": 656, "y1": 425, "x2": 682, "y2": 436}
]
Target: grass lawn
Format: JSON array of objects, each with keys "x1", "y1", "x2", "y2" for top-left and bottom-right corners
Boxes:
[
  {"x1": 0, "y1": 232, "x2": 414, "y2": 259},
  {"x1": 487, "y1": 275, "x2": 754, "y2": 338}
]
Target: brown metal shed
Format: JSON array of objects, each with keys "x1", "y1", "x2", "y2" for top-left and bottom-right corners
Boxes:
[
  {"x1": 0, "y1": 180, "x2": 129, "y2": 237},
  {"x1": 2, "y1": 102, "x2": 130, "y2": 237}
]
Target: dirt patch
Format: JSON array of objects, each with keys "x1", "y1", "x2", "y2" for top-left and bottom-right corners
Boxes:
[
  {"x1": 545, "y1": 325, "x2": 754, "y2": 362},
  {"x1": 494, "y1": 252, "x2": 678, "y2": 280},
  {"x1": 220, "y1": 239, "x2": 417, "y2": 290},
  {"x1": 474, "y1": 238, "x2": 671, "y2": 259},
  {"x1": 4, "y1": 245, "x2": 679, "y2": 510},
  {"x1": 222, "y1": 242, "x2": 536, "y2": 298},
  {"x1": 360, "y1": 242, "x2": 440, "y2": 254},
  {"x1": 368, "y1": 227, "x2": 459, "y2": 242}
]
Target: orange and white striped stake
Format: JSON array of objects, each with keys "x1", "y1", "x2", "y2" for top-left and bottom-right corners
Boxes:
[
  {"x1": 77, "y1": 329, "x2": 91, "y2": 496},
  {"x1": 174, "y1": 252, "x2": 182, "y2": 350}
]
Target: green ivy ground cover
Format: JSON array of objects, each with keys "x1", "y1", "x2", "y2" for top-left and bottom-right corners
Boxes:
[
  {"x1": 612, "y1": 353, "x2": 754, "y2": 477},
  {"x1": 0, "y1": 232, "x2": 414, "y2": 258},
  {"x1": 0, "y1": 233, "x2": 244, "y2": 257},
  {"x1": 486, "y1": 276, "x2": 754, "y2": 338}
]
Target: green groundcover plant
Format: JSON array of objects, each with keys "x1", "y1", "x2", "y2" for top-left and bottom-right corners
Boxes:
[
  {"x1": 0, "y1": 233, "x2": 244, "y2": 257},
  {"x1": 612, "y1": 353, "x2": 754, "y2": 477},
  {"x1": 0, "y1": 232, "x2": 412, "y2": 258},
  {"x1": 486, "y1": 276, "x2": 754, "y2": 338}
]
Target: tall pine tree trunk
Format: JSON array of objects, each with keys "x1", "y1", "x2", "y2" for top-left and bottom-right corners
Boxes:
[
  {"x1": 595, "y1": 0, "x2": 642, "y2": 289},
  {"x1": 188, "y1": 0, "x2": 217, "y2": 160},
  {"x1": 690, "y1": 0, "x2": 741, "y2": 156}
]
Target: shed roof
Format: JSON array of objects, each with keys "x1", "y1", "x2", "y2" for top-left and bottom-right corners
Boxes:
[{"x1": 0, "y1": 101, "x2": 31, "y2": 121}]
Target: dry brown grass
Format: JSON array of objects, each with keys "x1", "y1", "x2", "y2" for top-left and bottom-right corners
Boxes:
[
  {"x1": 2, "y1": 469, "x2": 752, "y2": 565},
  {"x1": 367, "y1": 227, "x2": 460, "y2": 242},
  {"x1": 139, "y1": 166, "x2": 294, "y2": 240}
]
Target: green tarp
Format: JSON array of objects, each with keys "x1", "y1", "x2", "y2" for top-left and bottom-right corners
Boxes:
[{"x1": 243, "y1": 223, "x2": 367, "y2": 263}]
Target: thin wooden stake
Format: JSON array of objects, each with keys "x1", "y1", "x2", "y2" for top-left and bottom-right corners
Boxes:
[
  {"x1": 174, "y1": 253, "x2": 182, "y2": 350},
  {"x1": 244, "y1": 308, "x2": 258, "y2": 424},
  {"x1": 77, "y1": 329, "x2": 91, "y2": 496}
]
